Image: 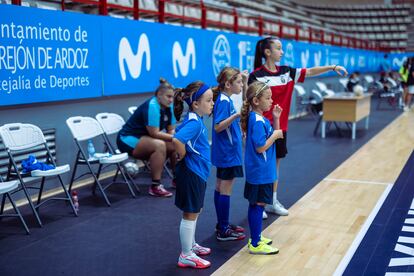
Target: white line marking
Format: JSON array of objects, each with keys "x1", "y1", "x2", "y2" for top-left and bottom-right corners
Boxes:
[
  {"x1": 325, "y1": 178, "x2": 393, "y2": 186},
  {"x1": 333, "y1": 183, "x2": 393, "y2": 276}
]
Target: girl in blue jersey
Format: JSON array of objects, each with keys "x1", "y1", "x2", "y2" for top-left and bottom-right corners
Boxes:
[
  {"x1": 117, "y1": 78, "x2": 176, "y2": 197},
  {"x1": 173, "y1": 81, "x2": 214, "y2": 269},
  {"x1": 211, "y1": 67, "x2": 246, "y2": 241},
  {"x1": 240, "y1": 81, "x2": 284, "y2": 255}
]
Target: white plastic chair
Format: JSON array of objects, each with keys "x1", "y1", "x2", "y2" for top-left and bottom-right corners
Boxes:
[
  {"x1": 294, "y1": 85, "x2": 311, "y2": 115},
  {"x1": 0, "y1": 179, "x2": 30, "y2": 234},
  {"x1": 0, "y1": 123, "x2": 77, "y2": 227},
  {"x1": 128, "y1": 106, "x2": 137, "y2": 114},
  {"x1": 338, "y1": 78, "x2": 349, "y2": 91},
  {"x1": 315, "y1": 81, "x2": 335, "y2": 96},
  {"x1": 96, "y1": 113, "x2": 140, "y2": 193},
  {"x1": 66, "y1": 116, "x2": 135, "y2": 206}
]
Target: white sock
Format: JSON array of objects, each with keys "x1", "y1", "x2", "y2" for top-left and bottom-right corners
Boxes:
[
  {"x1": 180, "y1": 219, "x2": 195, "y2": 255},
  {"x1": 273, "y1": 192, "x2": 277, "y2": 204},
  {"x1": 192, "y1": 218, "x2": 198, "y2": 247}
]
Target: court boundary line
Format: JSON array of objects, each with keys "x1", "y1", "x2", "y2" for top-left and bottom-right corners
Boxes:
[
  {"x1": 333, "y1": 183, "x2": 393, "y2": 276},
  {"x1": 325, "y1": 178, "x2": 393, "y2": 186}
]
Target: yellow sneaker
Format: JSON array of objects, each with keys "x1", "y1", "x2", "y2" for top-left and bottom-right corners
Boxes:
[
  {"x1": 248, "y1": 241, "x2": 279, "y2": 255},
  {"x1": 248, "y1": 235, "x2": 273, "y2": 245}
]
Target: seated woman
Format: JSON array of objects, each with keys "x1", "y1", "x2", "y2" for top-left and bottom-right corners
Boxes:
[
  {"x1": 346, "y1": 72, "x2": 360, "y2": 92},
  {"x1": 117, "y1": 78, "x2": 176, "y2": 197}
]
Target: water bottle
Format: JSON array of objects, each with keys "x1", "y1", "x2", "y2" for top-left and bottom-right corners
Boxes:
[
  {"x1": 71, "y1": 190, "x2": 79, "y2": 212},
  {"x1": 87, "y1": 139, "x2": 96, "y2": 160}
]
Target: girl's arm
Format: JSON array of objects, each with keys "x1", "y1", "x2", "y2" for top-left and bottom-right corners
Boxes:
[
  {"x1": 173, "y1": 138, "x2": 186, "y2": 161},
  {"x1": 306, "y1": 65, "x2": 348, "y2": 77},
  {"x1": 167, "y1": 125, "x2": 175, "y2": 135},
  {"x1": 256, "y1": 130, "x2": 283, "y2": 153},
  {"x1": 272, "y1": 104, "x2": 282, "y2": 130},
  {"x1": 214, "y1": 113, "x2": 240, "y2": 132},
  {"x1": 146, "y1": 126, "x2": 173, "y2": 142}
]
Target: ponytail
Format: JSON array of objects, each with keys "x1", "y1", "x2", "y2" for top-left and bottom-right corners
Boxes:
[
  {"x1": 254, "y1": 39, "x2": 264, "y2": 70},
  {"x1": 240, "y1": 100, "x2": 250, "y2": 133},
  {"x1": 211, "y1": 86, "x2": 220, "y2": 103},
  {"x1": 173, "y1": 88, "x2": 185, "y2": 121}
]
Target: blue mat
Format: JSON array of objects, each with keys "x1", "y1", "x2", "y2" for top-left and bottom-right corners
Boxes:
[{"x1": 343, "y1": 151, "x2": 414, "y2": 275}]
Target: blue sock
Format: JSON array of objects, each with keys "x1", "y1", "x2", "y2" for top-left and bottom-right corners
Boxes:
[
  {"x1": 214, "y1": 190, "x2": 220, "y2": 224},
  {"x1": 248, "y1": 204, "x2": 264, "y2": 247},
  {"x1": 219, "y1": 195, "x2": 230, "y2": 232}
]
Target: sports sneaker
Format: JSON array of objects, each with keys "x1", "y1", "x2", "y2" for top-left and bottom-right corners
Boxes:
[
  {"x1": 248, "y1": 235, "x2": 273, "y2": 245},
  {"x1": 248, "y1": 241, "x2": 279, "y2": 255},
  {"x1": 216, "y1": 227, "x2": 246, "y2": 241},
  {"x1": 404, "y1": 106, "x2": 410, "y2": 112},
  {"x1": 265, "y1": 200, "x2": 289, "y2": 216},
  {"x1": 215, "y1": 223, "x2": 245, "y2": 233},
  {"x1": 262, "y1": 210, "x2": 268, "y2": 219},
  {"x1": 192, "y1": 243, "x2": 211, "y2": 256},
  {"x1": 148, "y1": 185, "x2": 173, "y2": 197},
  {"x1": 177, "y1": 252, "x2": 211, "y2": 269}
]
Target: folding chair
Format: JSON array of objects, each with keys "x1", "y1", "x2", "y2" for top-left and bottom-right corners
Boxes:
[
  {"x1": 66, "y1": 116, "x2": 136, "y2": 207},
  {"x1": 0, "y1": 178, "x2": 30, "y2": 234},
  {"x1": 0, "y1": 123, "x2": 77, "y2": 227},
  {"x1": 315, "y1": 81, "x2": 335, "y2": 97},
  {"x1": 294, "y1": 85, "x2": 311, "y2": 115},
  {"x1": 128, "y1": 106, "x2": 137, "y2": 114},
  {"x1": 95, "y1": 112, "x2": 140, "y2": 193}
]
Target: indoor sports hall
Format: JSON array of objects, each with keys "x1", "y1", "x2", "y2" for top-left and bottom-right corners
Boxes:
[{"x1": 1, "y1": 0, "x2": 414, "y2": 275}]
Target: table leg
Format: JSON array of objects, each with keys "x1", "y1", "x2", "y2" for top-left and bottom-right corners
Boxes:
[
  {"x1": 352, "y1": 122, "x2": 356, "y2": 139},
  {"x1": 365, "y1": 116, "x2": 369, "y2": 130},
  {"x1": 322, "y1": 121, "x2": 326, "y2": 138}
]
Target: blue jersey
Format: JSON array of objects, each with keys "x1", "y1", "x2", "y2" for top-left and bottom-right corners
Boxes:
[
  {"x1": 120, "y1": 97, "x2": 175, "y2": 138},
  {"x1": 174, "y1": 112, "x2": 211, "y2": 181},
  {"x1": 211, "y1": 92, "x2": 243, "y2": 168},
  {"x1": 244, "y1": 112, "x2": 277, "y2": 184}
]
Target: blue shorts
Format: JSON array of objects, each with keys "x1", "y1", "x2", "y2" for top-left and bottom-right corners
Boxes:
[
  {"x1": 244, "y1": 182, "x2": 273, "y2": 205},
  {"x1": 116, "y1": 134, "x2": 140, "y2": 156},
  {"x1": 174, "y1": 161, "x2": 207, "y2": 213},
  {"x1": 216, "y1": 166, "x2": 244, "y2": 180}
]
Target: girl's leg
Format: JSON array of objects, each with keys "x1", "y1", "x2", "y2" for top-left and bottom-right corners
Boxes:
[
  {"x1": 266, "y1": 158, "x2": 289, "y2": 216},
  {"x1": 132, "y1": 136, "x2": 171, "y2": 197},
  {"x1": 178, "y1": 212, "x2": 211, "y2": 268},
  {"x1": 214, "y1": 179, "x2": 221, "y2": 227},
  {"x1": 248, "y1": 203, "x2": 278, "y2": 255}
]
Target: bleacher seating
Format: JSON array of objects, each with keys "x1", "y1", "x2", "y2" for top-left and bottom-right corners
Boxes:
[{"x1": 7, "y1": 0, "x2": 413, "y2": 52}]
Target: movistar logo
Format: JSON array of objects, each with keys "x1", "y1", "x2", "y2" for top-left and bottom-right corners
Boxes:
[
  {"x1": 118, "y1": 34, "x2": 151, "y2": 81},
  {"x1": 172, "y1": 38, "x2": 196, "y2": 78}
]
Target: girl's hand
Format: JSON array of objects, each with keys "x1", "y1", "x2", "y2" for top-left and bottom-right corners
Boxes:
[
  {"x1": 272, "y1": 104, "x2": 283, "y2": 118},
  {"x1": 272, "y1": 129, "x2": 284, "y2": 140},
  {"x1": 333, "y1": 65, "x2": 348, "y2": 77}
]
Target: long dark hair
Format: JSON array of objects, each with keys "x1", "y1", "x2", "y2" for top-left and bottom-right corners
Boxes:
[
  {"x1": 173, "y1": 81, "x2": 204, "y2": 121},
  {"x1": 254, "y1": 37, "x2": 279, "y2": 70}
]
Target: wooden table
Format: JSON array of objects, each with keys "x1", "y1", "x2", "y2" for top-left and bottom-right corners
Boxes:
[{"x1": 322, "y1": 93, "x2": 372, "y2": 139}]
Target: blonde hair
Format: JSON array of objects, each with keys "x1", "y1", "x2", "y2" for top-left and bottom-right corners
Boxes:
[
  {"x1": 240, "y1": 81, "x2": 269, "y2": 133},
  {"x1": 211, "y1": 67, "x2": 240, "y2": 103},
  {"x1": 155, "y1": 77, "x2": 174, "y2": 96}
]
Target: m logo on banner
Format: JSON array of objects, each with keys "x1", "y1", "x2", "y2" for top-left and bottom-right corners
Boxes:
[
  {"x1": 118, "y1": 34, "x2": 151, "y2": 81},
  {"x1": 172, "y1": 38, "x2": 196, "y2": 78}
]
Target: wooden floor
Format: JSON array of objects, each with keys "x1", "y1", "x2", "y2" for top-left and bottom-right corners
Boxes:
[{"x1": 213, "y1": 111, "x2": 414, "y2": 276}]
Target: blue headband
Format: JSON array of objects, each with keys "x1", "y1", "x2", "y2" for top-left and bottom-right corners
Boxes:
[{"x1": 185, "y1": 84, "x2": 210, "y2": 106}]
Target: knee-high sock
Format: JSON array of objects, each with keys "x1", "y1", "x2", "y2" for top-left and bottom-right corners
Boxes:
[
  {"x1": 192, "y1": 218, "x2": 198, "y2": 246},
  {"x1": 214, "y1": 190, "x2": 220, "y2": 224},
  {"x1": 180, "y1": 219, "x2": 195, "y2": 255},
  {"x1": 248, "y1": 204, "x2": 264, "y2": 247},
  {"x1": 219, "y1": 194, "x2": 230, "y2": 231}
]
